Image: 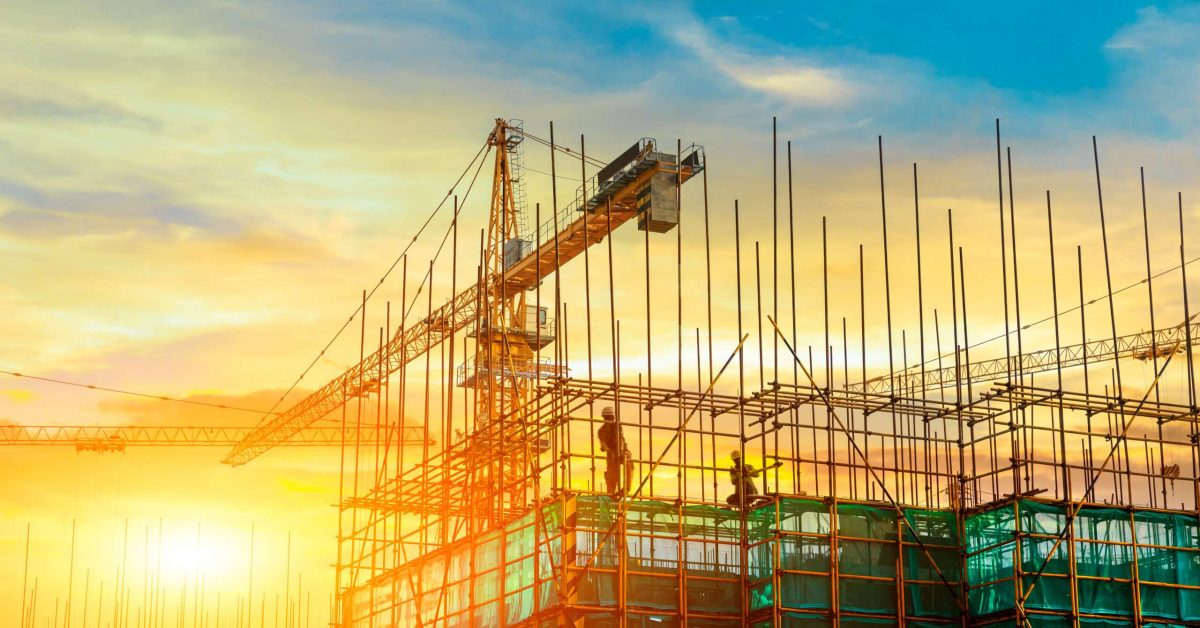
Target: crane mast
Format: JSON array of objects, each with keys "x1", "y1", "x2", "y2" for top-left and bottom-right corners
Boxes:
[{"x1": 471, "y1": 119, "x2": 540, "y2": 522}]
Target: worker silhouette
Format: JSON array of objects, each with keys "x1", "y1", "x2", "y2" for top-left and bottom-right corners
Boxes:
[
  {"x1": 597, "y1": 406, "x2": 633, "y2": 497},
  {"x1": 726, "y1": 450, "x2": 766, "y2": 508}
]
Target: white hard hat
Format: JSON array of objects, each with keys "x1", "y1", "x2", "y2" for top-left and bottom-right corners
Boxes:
[{"x1": 602, "y1": 406, "x2": 615, "y2": 418}]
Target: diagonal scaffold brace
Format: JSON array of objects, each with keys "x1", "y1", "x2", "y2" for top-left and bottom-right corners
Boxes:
[
  {"x1": 767, "y1": 314, "x2": 969, "y2": 614},
  {"x1": 1013, "y1": 333, "x2": 1183, "y2": 628}
]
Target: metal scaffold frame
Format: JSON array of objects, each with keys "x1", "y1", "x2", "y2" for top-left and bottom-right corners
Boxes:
[{"x1": 236, "y1": 117, "x2": 1200, "y2": 627}]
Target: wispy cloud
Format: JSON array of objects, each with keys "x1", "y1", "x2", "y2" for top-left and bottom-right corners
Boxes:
[
  {"x1": 0, "y1": 89, "x2": 160, "y2": 128},
  {"x1": 1106, "y1": 6, "x2": 1200, "y2": 52},
  {"x1": 1104, "y1": 5, "x2": 1200, "y2": 131},
  {"x1": 664, "y1": 16, "x2": 857, "y2": 106}
]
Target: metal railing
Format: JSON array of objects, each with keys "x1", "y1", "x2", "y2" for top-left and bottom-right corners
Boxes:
[
  {"x1": 513, "y1": 140, "x2": 705, "y2": 265},
  {"x1": 455, "y1": 356, "x2": 565, "y2": 387}
]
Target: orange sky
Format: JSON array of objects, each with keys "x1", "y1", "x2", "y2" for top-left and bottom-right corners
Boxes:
[{"x1": 5, "y1": 1, "x2": 1200, "y2": 625}]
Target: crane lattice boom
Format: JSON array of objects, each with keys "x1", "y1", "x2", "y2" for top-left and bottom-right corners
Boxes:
[
  {"x1": 852, "y1": 319, "x2": 1200, "y2": 395},
  {"x1": 2, "y1": 424, "x2": 427, "y2": 452}
]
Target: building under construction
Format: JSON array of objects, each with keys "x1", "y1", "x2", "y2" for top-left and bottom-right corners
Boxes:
[{"x1": 219, "y1": 119, "x2": 1200, "y2": 627}]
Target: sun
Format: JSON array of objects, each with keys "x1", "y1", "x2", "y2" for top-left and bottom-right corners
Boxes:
[{"x1": 155, "y1": 527, "x2": 241, "y2": 582}]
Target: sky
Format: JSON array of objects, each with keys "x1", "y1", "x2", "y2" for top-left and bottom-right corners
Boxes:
[{"x1": 3, "y1": 1, "x2": 1200, "y2": 624}]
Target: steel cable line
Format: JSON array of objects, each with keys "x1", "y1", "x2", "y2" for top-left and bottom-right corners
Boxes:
[
  {"x1": 891, "y1": 254, "x2": 1200, "y2": 374},
  {"x1": 1, "y1": 140, "x2": 492, "y2": 422},
  {"x1": 509, "y1": 127, "x2": 606, "y2": 168},
  {"x1": 398, "y1": 142, "x2": 492, "y2": 326},
  {"x1": 0, "y1": 369, "x2": 278, "y2": 415},
  {"x1": 519, "y1": 164, "x2": 579, "y2": 181},
  {"x1": 251, "y1": 138, "x2": 492, "y2": 426},
  {"x1": 768, "y1": 315, "x2": 968, "y2": 612}
]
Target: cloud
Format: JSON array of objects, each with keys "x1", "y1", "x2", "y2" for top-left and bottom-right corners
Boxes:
[
  {"x1": 278, "y1": 477, "x2": 327, "y2": 493},
  {"x1": 0, "y1": 177, "x2": 243, "y2": 239},
  {"x1": 663, "y1": 15, "x2": 857, "y2": 107},
  {"x1": 1106, "y1": 6, "x2": 1200, "y2": 53},
  {"x1": 0, "y1": 89, "x2": 160, "y2": 128},
  {"x1": 1104, "y1": 5, "x2": 1200, "y2": 132},
  {"x1": 0, "y1": 389, "x2": 36, "y2": 403},
  {"x1": 644, "y1": 6, "x2": 1009, "y2": 149}
]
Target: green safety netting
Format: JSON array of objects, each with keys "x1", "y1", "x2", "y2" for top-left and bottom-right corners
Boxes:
[
  {"x1": 357, "y1": 495, "x2": 567, "y2": 625},
  {"x1": 577, "y1": 494, "x2": 745, "y2": 577},
  {"x1": 782, "y1": 535, "x2": 833, "y2": 571},
  {"x1": 360, "y1": 495, "x2": 1199, "y2": 626},
  {"x1": 778, "y1": 499, "x2": 833, "y2": 534},
  {"x1": 838, "y1": 503, "x2": 901, "y2": 541},
  {"x1": 683, "y1": 576, "x2": 741, "y2": 614},
  {"x1": 1135, "y1": 510, "x2": 1200, "y2": 622},
  {"x1": 743, "y1": 500, "x2": 963, "y2": 620},
  {"x1": 906, "y1": 581, "x2": 960, "y2": 619},
  {"x1": 1077, "y1": 618, "x2": 1136, "y2": 628},
  {"x1": 963, "y1": 500, "x2": 1200, "y2": 624},
  {"x1": 839, "y1": 617, "x2": 899, "y2": 628},
  {"x1": 780, "y1": 573, "x2": 832, "y2": 610},
  {"x1": 1024, "y1": 615, "x2": 1073, "y2": 628},
  {"x1": 777, "y1": 613, "x2": 833, "y2": 627},
  {"x1": 904, "y1": 509, "x2": 962, "y2": 619},
  {"x1": 966, "y1": 503, "x2": 1016, "y2": 617}
]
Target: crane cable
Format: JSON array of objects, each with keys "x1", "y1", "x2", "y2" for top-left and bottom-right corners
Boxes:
[
  {"x1": 894, "y1": 253, "x2": 1200, "y2": 374},
  {"x1": 4, "y1": 133, "x2": 494, "y2": 423},
  {"x1": 249, "y1": 136, "x2": 493, "y2": 426},
  {"x1": 6, "y1": 124, "x2": 607, "y2": 422},
  {"x1": 0, "y1": 369, "x2": 278, "y2": 415},
  {"x1": 399, "y1": 141, "x2": 492, "y2": 325},
  {"x1": 509, "y1": 126, "x2": 607, "y2": 168}
]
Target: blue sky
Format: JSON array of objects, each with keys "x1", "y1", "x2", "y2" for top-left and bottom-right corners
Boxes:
[
  {"x1": 695, "y1": 3, "x2": 1146, "y2": 93},
  {"x1": 276, "y1": 0, "x2": 1200, "y2": 144},
  {"x1": 295, "y1": 2, "x2": 1155, "y2": 93}
]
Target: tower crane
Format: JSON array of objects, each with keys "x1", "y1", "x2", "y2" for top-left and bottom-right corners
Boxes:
[{"x1": 223, "y1": 119, "x2": 704, "y2": 468}]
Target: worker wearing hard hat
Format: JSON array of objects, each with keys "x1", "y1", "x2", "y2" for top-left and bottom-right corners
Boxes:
[
  {"x1": 597, "y1": 406, "x2": 634, "y2": 497},
  {"x1": 726, "y1": 450, "x2": 765, "y2": 508}
]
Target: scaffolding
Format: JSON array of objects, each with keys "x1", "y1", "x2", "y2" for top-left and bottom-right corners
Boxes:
[
  {"x1": 345, "y1": 492, "x2": 1200, "y2": 626},
  {"x1": 236, "y1": 118, "x2": 1200, "y2": 626}
]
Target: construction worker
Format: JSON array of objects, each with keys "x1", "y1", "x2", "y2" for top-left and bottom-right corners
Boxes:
[
  {"x1": 726, "y1": 450, "x2": 764, "y2": 508},
  {"x1": 597, "y1": 406, "x2": 633, "y2": 497}
]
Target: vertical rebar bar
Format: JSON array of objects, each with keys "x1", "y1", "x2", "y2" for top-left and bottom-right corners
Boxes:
[
  {"x1": 914, "y1": 163, "x2": 930, "y2": 504},
  {"x1": 21, "y1": 522, "x2": 29, "y2": 628},
  {"x1": 1007, "y1": 146, "x2": 1027, "y2": 494},
  {"x1": 1046, "y1": 191, "x2": 1071, "y2": 501},
  {"x1": 1139, "y1": 168, "x2": 1167, "y2": 505}
]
